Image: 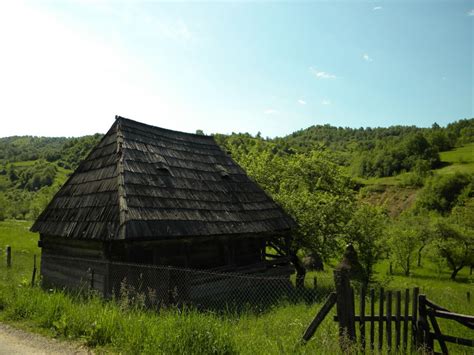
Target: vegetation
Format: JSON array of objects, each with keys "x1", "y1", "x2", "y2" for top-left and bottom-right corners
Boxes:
[
  {"x1": 0, "y1": 117, "x2": 473, "y2": 353},
  {"x1": 0, "y1": 220, "x2": 472, "y2": 354}
]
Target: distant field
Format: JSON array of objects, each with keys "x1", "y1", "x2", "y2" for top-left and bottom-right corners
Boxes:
[
  {"x1": 436, "y1": 143, "x2": 474, "y2": 175},
  {"x1": 357, "y1": 143, "x2": 474, "y2": 187}
]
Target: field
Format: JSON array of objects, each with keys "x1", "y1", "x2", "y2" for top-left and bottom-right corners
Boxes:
[
  {"x1": 438, "y1": 143, "x2": 474, "y2": 175},
  {"x1": 0, "y1": 220, "x2": 472, "y2": 354}
]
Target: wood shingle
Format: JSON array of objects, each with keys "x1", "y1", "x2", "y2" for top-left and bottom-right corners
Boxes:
[{"x1": 31, "y1": 116, "x2": 295, "y2": 240}]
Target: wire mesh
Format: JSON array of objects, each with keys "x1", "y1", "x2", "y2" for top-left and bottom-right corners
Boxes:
[{"x1": 41, "y1": 255, "x2": 334, "y2": 312}]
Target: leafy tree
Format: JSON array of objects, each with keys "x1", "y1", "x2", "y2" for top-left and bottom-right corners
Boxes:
[
  {"x1": 432, "y1": 214, "x2": 473, "y2": 280},
  {"x1": 219, "y1": 135, "x2": 356, "y2": 280},
  {"x1": 387, "y1": 218, "x2": 419, "y2": 276},
  {"x1": 346, "y1": 203, "x2": 387, "y2": 284}
]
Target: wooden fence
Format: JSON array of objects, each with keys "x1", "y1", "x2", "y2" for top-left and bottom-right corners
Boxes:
[
  {"x1": 418, "y1": 295, "x2": 474, "y2": 353},
  {"x1": 302, "y1": 245, "x2": 474, "y2": 354}
]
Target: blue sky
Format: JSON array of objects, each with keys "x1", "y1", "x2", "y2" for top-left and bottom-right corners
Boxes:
[{"x1": 0, "y1": 1, "x2": 472, "y2": 138}]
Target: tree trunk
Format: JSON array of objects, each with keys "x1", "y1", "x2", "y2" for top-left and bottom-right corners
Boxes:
[
  {"x1": 404, "y1": 258, "x2": 410, "y2": 276},
  {"x1": 289, "y1": 251, "x2": 306, "y2": 288},
  {"x1": 450, "y1": 266, "x2": 464, "y2": 280},
  {"x1": 310, "y1": 252, "x2": 324, "y2": 271},
  {"x1": 417, "y1": 245, "x2": 425, "y2": 267}
]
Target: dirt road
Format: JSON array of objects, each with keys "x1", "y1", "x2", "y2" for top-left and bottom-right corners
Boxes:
[{"x1": 0, "y1": 323, "x2": 91, "y2": 355}]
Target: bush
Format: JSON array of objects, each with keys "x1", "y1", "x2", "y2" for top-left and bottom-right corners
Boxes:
[{"x1": 415, "y1": 173, "x2": 473, "y2": 213}]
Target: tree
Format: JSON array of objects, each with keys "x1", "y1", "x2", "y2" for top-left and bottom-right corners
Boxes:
[
  {"x1": 387, "y1": 218, "x2": 419, "y2": 276},
  {"x1": 346, "y1": 203, "x2": 387, "y2": 284},
  {"x1": 431, "y1": 205, "x2": 474, "y2": 280},
  {"x1": 225, "y1": 139, "x2": 356, "y2": 281}
]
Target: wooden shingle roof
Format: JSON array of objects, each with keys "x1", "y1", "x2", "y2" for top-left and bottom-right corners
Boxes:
[{"x1": 31, "y1": 117, "x2": 295, "y2": 240}]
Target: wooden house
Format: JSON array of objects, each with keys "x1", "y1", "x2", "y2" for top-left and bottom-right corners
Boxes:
[{"x1": 31, "y1": 116, "x2": 296, "y2": 299}]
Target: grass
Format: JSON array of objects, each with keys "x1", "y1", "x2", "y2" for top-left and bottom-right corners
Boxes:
[
  {"x1": 439, "y1": 143, "x2": 474, "y2": 164},
  {"x1": 356, "y1": 143, "x2": 474, "y2": 187},
  {"x1": 435, "y1": 142, "x2": 474, "y2": 175},
  {"x1": 0, "y1": 220, "x2": 473, "y2": 354}
]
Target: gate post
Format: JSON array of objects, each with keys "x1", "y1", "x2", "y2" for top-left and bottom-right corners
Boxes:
[
  {"x1": 333, "y1": 244, "x2": 364, "y2": 348},
  {"x1": 334, "y1": 266, "x2": 355, "y2": 344}
]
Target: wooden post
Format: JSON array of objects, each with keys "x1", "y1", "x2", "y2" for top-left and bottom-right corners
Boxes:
[
  {"x1": 395, "y1": 290, "x2": 401, "y2": 350},
  {"x1": 31, "y1": 255, "x2": 37, "y2": 287},
  {"x1": 333, "y1": 244, "x2": 363, "y2": 349},
  {"x1": 403, "y1": 289, "x2": 409, "y2": 350},
  {"x1": 6, "y1": 245, "x2": 11, "y2": 268},
  {"x1": 302, "y1": 292, "x2": 337, "y2": 342},
  {"x1": 370, "y1": 288, "x2": 375, "y2": 351},
  {"x1": 418, "y1": 294, "x2": 432, "y2": 353},
  {"x1": 378, "y1": 287, "x2": 384, "y2": 351},
  {"x1": 386, "y1": 291, "x2": 392, "y2": 353},
  {"x1": 411, "y1": 287, "x2": 419, "y2": 351},
  {"x1": 360, "y1": 286, "x2": 366, "y2": 349},
  {"x1": 467, "y1": 291, "x2": 471, "y2": 303},
  {"x1": 90, "y1": 268, "x2": 95, "y2": 290},
  {"x1": 333, "y1": 267, "x2": 356, "y2": 345}
]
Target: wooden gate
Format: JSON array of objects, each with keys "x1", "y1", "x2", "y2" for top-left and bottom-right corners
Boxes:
[{"x1": 302, "y1": 245, "x2": 474, "y2": 354}]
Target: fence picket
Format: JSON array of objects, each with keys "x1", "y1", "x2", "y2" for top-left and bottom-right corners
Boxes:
[
  {"x1": 395, "y1": 290, "x2": 401, "y2": 350},
  {"x1": 360, "y1": 286, "x2": 366, "y2": 349},
  {"x1": 412, "y1": 287, "x2": 419, "y2": 352},
  {"x1": 386, "y1": 291, "x2": 392, "y2": 352},
  {"x1": 370, "y1": 288, "x2": 375, "y2": 351},
  {"x1": 378, "y1": 287, "x2": 384, "y2": 351},
  {"x1": 403, "y1": 289, "x2": 409, "y2": 350}
]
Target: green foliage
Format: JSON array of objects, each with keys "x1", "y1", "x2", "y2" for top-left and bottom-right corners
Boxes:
[
  {"x1": 387, "y1": 217, "x2": 419, "y2": 276},
  {"x1": 346, "y1": 203, "x2": 388, "y2": 284},
  {"x1": 0, "y1": 134, "x2": 102, "y2": 170},
  {"x1": 415, "y1": 173, "x2": 473, "y2": 213},
  {"x1": 218, "y1": 133, "x2": 355, "y2": 260},
  {"x1": 431, "y1": 206, "x2": 474, "y2": 280}
]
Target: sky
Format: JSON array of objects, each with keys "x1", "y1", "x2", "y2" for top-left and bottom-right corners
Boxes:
[{"x1": 0, "y1": 0, "x2": 472, "y2": 138}]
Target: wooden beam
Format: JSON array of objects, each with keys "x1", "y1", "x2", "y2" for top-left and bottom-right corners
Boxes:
[{"x1": 302, "y1": 292, "x2": 337, "y2": 342}]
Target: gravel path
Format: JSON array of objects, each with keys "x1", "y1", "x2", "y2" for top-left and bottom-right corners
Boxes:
[{"x1": 0, "y1": 323, "x2": 92, "y2": 355}]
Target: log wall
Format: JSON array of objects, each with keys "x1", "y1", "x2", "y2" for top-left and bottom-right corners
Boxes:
[{"x1": 40, "y1": 235, "x2": 107, "y2": 293}]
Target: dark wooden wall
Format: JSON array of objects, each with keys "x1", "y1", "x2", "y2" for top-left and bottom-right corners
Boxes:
[
  {"x1": 108, "y1": 236, "x2": 266, "y2": 270},
  {"x1": 40, "y1": 235, "x2": 107, "y2": 293}
]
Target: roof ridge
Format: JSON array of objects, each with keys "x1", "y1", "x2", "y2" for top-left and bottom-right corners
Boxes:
[
  {"x1": 116, "y1": 118, "x2": 128, "y2": 240},
  {"x1": 115, "y1": 115, "x2": 214, "y2": 140}
]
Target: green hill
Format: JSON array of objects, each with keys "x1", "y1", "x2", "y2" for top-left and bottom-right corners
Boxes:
[{"x1": 0, "y1": 118, "x2": 473, "y2": 221}]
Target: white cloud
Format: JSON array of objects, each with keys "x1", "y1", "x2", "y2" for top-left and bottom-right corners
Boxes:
[
  {"x1": 468, "y1": 9, "x2": 474, "y2": 16},
  {"x1": 309, "y1": 67, "x2": 336, "y2": 79},
  {"x1": 373, "y1": 6, "x2": 383, "y2": 11},
  {"x1": 264, "y1": 109, "x2": 279, "y2": 115},
  {"x1": 298, "y1": 99, "x2": 307, "y2": 105},
  {"x1": 363, "y1": 53, "x2": 373, "y2": 62},
  {"x1": 321, "y1": 99, "x2": 331, "y2": 105}
]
